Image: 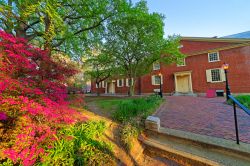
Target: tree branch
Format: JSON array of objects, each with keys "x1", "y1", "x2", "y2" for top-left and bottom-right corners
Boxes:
[
  {"x1": 52, "y1": 14, "x2": 112, "y2": 48},
  {"x1": 73, "y1": 15, "x2": 112, "y2": 35},
  {"x1": 24, "y1": 20, "x2": 40, "y2": 31}
]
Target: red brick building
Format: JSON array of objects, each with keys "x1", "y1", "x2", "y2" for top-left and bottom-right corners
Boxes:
[{"x1": 91, "y1": 37, "x2": 250, "y2": 95}]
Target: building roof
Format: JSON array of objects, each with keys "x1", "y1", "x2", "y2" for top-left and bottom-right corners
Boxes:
[
  {"x1": 222, "y1": 31, "x2": 250, "y2": 39},
  {"x1": 181, "y1": 36, "x2": 250, "y2": 43},
  {"x1": 187, "y1": 42, "x2": 250, "y2": 56},
  {"x1": 180, "y1": 36, "x2": 250, "y2": 56}
]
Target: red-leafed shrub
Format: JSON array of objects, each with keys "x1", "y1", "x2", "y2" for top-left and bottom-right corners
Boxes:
[{"x1": 0, "y1": 31, "x2": 86, "y2": 165}]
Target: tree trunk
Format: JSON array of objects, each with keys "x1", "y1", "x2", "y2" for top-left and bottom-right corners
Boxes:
[
  {"x1": 44, "y1": 14, "x2": 52, "y2": 56},
  {"x1": 96, "y1": 82, "x2": 100, "y2": 96},
  {"x1": 15, "y1": 22, "x2": 27, "y2": 39},
  {"x1": 129, "y1": 84, "x2": 135, "y2": 96},
  {"x1": 128, "y1": 77, "x2": 135, "y2": 96}
]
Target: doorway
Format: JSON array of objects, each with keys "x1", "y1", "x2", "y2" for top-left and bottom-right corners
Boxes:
[
  {"x1": 174, "y1": 71, "x2": 193, "y2": 93},
  {"x1": 107, "y1": 82, "x2": 115, "y2": 94}
]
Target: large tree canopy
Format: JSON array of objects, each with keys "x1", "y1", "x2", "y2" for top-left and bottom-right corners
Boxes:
[
  {"x1": 102, "y1": 0, "x2": 184, "y2": 95},
  {"x1": 0, "y1": 0, "x2": 126, "y2": 57}
]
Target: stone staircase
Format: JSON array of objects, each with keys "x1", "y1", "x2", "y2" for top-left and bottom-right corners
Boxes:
[{"x1": 140, "y1": 116, "x2": 250, "y2": 166}]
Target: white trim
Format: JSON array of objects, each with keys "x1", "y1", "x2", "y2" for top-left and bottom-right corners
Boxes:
[
  {"x1": 151, "y1": 75, "x2": 163, "y2": 85},
  {"x1": 126, "y1": 78, "x2": 134, "y2": 87},
  {"x1": 208, "y1": 52, "x2": 220, "y2": 62},
  {"x1": 174, "y1": 71, "x2": 193, "y2": 93},
  {"x1": 101, "y1": 81, "x2": 106, "y2": 88},
  {"x1": 96, "y1": 82, "x2": 101, "y2": 88},
  {"x1": 117, "y1": 79, "x2": 124, "y2": 87},
  {"x1": 153, "y1": 62, "x2": 160, "y2": 70},
  {"x1": 206, "y1": 68, "x2": 224, "y2": 83},
  {"x1": 105, "y1": 82, "x2": 108, "y2": 93}
]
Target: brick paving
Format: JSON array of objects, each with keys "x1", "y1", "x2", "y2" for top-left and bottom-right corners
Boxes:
[{"x1": 155, "y1": 96, "x2": 250, "y2": 144}]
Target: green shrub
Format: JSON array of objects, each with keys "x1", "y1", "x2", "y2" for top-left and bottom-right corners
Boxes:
[
  {"x1": 42, "y1": 121, "x2": 113, "y2": 166},
  {"x1": 112, "y1": 95, "x2": 162, "y2": 123},
  {"x1": 0, "y1": 159, "x2": 14, "y2": 166},
  {"x1": 228, "y1": 95, "x2": 250, "y2": 109},
  {"x1": 120, "y1": 123, "x2": 139, "y2": 151}
]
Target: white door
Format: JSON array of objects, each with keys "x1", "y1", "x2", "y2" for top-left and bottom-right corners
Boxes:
[{"x1": 108, "y1": 83, "x2": 115, "y2": 94}]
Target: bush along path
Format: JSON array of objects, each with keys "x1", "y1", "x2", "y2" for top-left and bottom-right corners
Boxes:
[{"x1": 84, "y1": 95, "x2": 178, "y2": 166}]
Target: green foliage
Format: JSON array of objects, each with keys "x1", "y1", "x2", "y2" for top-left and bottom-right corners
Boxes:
[
  {"x1": 42, "y1": 121, "x2": 113, "y2": 166},
  {"x1": 0, "y1": 159, "x2": 14, "y2": 166},
  {"x1": 96, "y1": 99, "x2": 122, "y2": 113},
  {"x1": 120, "y1": 123, "x2": 139, "y2": 151},
  {"x1": 112, "y1": 95, "x2": 163, "y2": 123},
  {"x1": 0, "y1": 0, "x2": 126, "y2": 56},
  {"x1": 228, "y1": 95, "x2": 250, "y2": 109},
  {"x1": 102, "y1": 1, "x2": 185, "y2": 94}
]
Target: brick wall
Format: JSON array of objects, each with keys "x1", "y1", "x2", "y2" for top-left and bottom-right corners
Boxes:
[{"x1": 91, "y1": 40, "x2": 250, "y2": 94}]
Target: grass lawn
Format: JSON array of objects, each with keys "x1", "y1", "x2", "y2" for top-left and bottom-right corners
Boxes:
[
  {"x1": 96, "y1": 99, "x2": 123, "y2": 113},
  {"x1": 85, "y1": 95, "x2": 163, "y2": 124},
  {"x1": 228, "y1": 95, "x2": 250, "y2": 109},
  {"x1": 85, "y1": 96, "x2": 127, "y2": 117}
]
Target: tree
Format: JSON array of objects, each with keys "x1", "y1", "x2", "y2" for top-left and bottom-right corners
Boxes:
[
  {"x1": 103, "y1": 0, "x2": 184, "y2": 95},
  {"x1": 85, "y1": 53, "x2": 115, "y2": 96},
  {"x1": 0, "y1": 31, "x2": 86, "y2": 165},
  {"x1": 0, "y1": 0, "x2": 126, "y2": 56}
]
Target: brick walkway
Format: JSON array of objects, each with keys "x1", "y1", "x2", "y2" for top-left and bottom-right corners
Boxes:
[{"x1": 155, "y1": 96, "x2": 250, "y2": 144}]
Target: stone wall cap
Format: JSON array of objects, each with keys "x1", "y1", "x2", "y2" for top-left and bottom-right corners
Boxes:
[{"x1": 146, "y1": 116, "x2": 160, "y2": 122}]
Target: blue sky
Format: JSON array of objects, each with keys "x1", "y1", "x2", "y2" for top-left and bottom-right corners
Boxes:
[{"x1": 132, "y1": 0, "x2": 250, "y2": 37}]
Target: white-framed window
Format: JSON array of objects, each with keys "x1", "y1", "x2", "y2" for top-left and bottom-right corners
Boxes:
[
  {"x1": 101, "y1": 81, "x2": 106, "y2": 88},
  {"x1": 96, "y1": 82, "x2": 101, "y2": 88},
  {"x1": 153, "y1": 62, "x2": 160, "y2": 70},
  {"x1": 177, "y1": 58, "x2": 186, "y2": 67},
  {"x1": 206, "y1": 68, "x2": 225, "y2": 83},
  {"x1": 126, "y1": 78, "x2": 134, "y2": 87},
  {"x1": 117, "y1": 79, "x2": 124, "y2": 87},
  {"x1": 151, "y1": 75, "x2": 163, "y2": 85},
  {"x1": 208, "y1": 52, "x2": 220, "y2": 62},
  {"x1": 211, "y1": 69, "x2": 221, "y2": 82}
]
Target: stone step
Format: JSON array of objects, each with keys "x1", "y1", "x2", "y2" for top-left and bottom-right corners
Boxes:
[
  {"x1": 172, "y1": 92, "x2": 198, "y2": 97},
  {"x1": 140, "y1": 128, "x2": 250, "y2": 166}
]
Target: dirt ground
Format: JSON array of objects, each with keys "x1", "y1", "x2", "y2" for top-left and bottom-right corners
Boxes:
[{"x1": 76, "y1": 96, "x2": 180, "y2": 166}]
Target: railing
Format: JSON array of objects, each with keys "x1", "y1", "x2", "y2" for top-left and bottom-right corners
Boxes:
[{"x1": 228, "y1": 95, "x2": 250, "y2": 144}]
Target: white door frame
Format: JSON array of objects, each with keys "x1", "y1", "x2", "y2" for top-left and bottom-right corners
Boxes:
[
  {"x1": 174, "y1": 71, "x2": 193, "y2": 93},
  {"x1": 107, "y1": 80, "x2": 116, "y2": 94}
]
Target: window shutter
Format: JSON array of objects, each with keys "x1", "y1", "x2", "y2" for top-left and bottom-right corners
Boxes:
[
  {"x1": 117, "y1": 80, "x2": 119, "y2": 87},
  {"x1": 220, "y1": 69, "x2": 226, "y2": 81},
  {"x1": 151, "y1": 76, "x2": 155, "y2": 85},
  {"x1": 121, "y1": 79, "x2": 124, "y2": 87},
  {"x1": 206, "y1": 69, "x2": 212, "y2": 82},
  {"x1": 102, "y1": 81, "x2": 106, "y2": 88},
  {"x1": 126, "y1": 79, "x2": 128, "y2": 87}
]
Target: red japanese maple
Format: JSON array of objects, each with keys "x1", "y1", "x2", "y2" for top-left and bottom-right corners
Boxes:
[{"x1": 0, "y1": 31, "x2": 86, "y2": 165}]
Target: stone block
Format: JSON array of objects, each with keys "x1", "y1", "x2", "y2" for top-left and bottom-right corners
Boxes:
[{"x1": 145, "y1": 116, "x2": 160, "y2": 132}]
